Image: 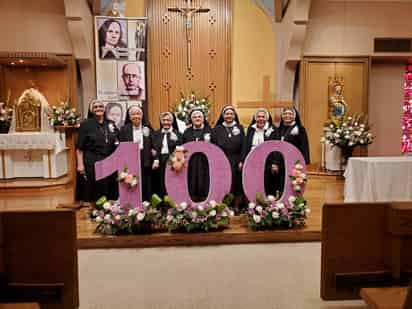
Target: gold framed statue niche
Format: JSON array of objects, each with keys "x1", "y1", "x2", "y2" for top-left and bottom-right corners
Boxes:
[
  {"x1": 15, "y1": 90, "x2": 42, "y2": 132},
  {"x1": 328, "y1": 76, "x2": 347, "y2": 121}
]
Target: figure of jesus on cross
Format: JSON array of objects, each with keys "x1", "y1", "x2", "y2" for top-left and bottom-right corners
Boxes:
[{"x1": 168, "y1": 0, "x2": 210, "y2": 71}]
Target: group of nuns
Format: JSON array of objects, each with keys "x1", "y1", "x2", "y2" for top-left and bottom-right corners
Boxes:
[{"x1": 76, "y1": 100, "x2": 310, "y2": 211}]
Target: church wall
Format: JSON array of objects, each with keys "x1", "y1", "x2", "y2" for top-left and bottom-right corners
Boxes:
[
  {"x1": 232, "y1": 0, "x2": 276, "y2": 125},
  {"x1": 0, "y1": 0, "x2": 73, "y2": 54},
  {"x1": 125, "y1": 0, "x2": 146, "y2": 17},
  {"x1": 369, "y1": 63, "x2": 403, "y2": 156},
  {"x1": 303, "y1": 0, "x2": 412, "y2": 56},
  {"x1": 303, "y1": 0, "x2": 411, "y2": 157},
  {"x1": 126, "y1": 0, "x2": 276, "y2": 126}
]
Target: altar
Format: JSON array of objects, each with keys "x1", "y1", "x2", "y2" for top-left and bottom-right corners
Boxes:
[
  {"x1": 344, "y1": 156, "x2": 412, "y2": 202},
  {"x1": 0, "y1": 132, "x2": 67, "y2": 179},
  {"x1": 0, "y1": 88, "x2": 68, "y2": 179}
]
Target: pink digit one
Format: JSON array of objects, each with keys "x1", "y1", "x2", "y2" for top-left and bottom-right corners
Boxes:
[
  {"x1": 242, "y1": 140, "x2": 306, "y2": 203},
  {"x1": 165, "y1": 141, "x2": 231, "y2": 206},
  {"x1": 95, "y1": 142, "x2": 142, "y2": 206}
]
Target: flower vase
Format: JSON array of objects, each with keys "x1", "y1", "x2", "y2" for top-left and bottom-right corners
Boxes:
[
  {"x1": 0, "y1": 122, "x2": 10, "y2": 134},
  {"x1": 325, "y1": 143, "x2": 343, "y2": 171}
]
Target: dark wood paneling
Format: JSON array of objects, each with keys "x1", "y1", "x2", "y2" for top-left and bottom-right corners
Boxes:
[
  {"x1": 321, "y1": 202, "x2": 412, "y2": 300},
  {"x1": 2, "y1": 210, "x2": 78, "y2": 309}
]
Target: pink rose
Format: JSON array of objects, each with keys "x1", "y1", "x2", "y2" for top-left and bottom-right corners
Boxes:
[
  {"x1": 292, "y1": 169, "x2": 301, "y2": 177},
  {"x1": 173, "y1": 161, "x2": 183, "y2": 172},
  {"x1": 295, "y1": 177, "x2": 304, "y2": 185},
  {"x1": 124, "y1": 174, "x2": 134, "y2": 184},
  {"x1": 175, "y1": 151, "x2": 184, "y2": 161}
]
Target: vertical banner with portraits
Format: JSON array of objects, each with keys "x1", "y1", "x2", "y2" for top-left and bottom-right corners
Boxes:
[{"x1": 95, "y1": 16, "x2": 147, "y2": 128}]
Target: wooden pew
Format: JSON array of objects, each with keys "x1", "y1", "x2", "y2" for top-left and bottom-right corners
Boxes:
[
  {"x1": 321, "y1": 202, "x2": 412, "y2": 300},
  {"x1": 360, "y1": 286, "x2": 408, "y2": 309},
  {"x1": 0, "y1": 210, "x2": 79, "y2": 309}
]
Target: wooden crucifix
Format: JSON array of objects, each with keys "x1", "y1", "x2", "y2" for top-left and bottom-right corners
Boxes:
[{"x1": 168, "y1": 0, "x2": 210, "y2": 71}]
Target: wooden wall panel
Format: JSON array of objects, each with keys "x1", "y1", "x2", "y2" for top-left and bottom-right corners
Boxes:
[
  {"x1": 147, "y1": 0, "x2": 231, "y2": 127},
  {"x1": 300, "y1": 57, "x2": 369, "y2": 164}
]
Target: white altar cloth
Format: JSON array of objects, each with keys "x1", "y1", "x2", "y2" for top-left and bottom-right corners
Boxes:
[
  {"x1": 344, "y1": 157, "x2": 412, "y2": 202},
  {"x1": 0, "y1": 132, "x2": 67, "y2": 179},
  {"x1": 0, "y1": 132, "x2": 65, "y2": 152}
]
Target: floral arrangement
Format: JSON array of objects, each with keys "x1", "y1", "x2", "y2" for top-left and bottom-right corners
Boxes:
[
  {"x1": 321, "y1": 114, "x2": 373, "y2": 150},
  {"x1": 247, "y1": 161, "x2": 310, "y2": 230},
  {"x1": 290, "y1": 161, "x2": 307, "y2": 192},
  {"x1": 164, "y1": 194, "x2": 235, "y2": 232},
  {"x1": 0, "y1": 101, "x2": 13, "y2": 133},
  {"x1": 174, "y1": 91, "x2": 211, "y2": 124},
  {"x1": 167, "y1": 146, "x2": 187, "y2": 172},
  {"x1": 49, "y1": 102, "x2": 81, "y2": 126},
  {"x1": 117, "y1": 166, "x2": 138, "y2": 188},
  {"x1": 92, "y1": 195, "x2": 162, "y2": 235}
]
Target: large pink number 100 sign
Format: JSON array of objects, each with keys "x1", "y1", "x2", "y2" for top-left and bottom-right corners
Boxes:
[{"x1": 95, "y1": 141, "x2": 306, "y2": 206}]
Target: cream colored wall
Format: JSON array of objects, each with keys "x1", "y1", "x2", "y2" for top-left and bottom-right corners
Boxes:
[
  {"x1": 125, "y1": 0, "x2": 146, "y2": 16},
  {"x1": 369, "y1": 63, "x2": 403, "y2": 156},
  {"x1": 304, "y1": 0, "x2": 412, "y2": 56},
  {"x1": 232, "y1": 0, "x2": 276, "y2": 125},
  {"x1": 0, "y1": 0, "x2": 72, "y2": 54}
]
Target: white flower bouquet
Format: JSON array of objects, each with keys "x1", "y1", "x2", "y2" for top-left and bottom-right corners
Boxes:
[
  {"x1": 173, "y1": 91, "x2": 211, "y2": 124},
  {"x1": 321, "y1": 114, "x2": 373, "y2": 149},
  {"x1": 49, "y1": 102, "x2": 81, "y2": 126}
]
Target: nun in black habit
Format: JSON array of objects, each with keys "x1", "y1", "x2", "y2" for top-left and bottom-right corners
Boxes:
[
  {"x1": 119, "y1": 105, "x2": 154, "y2": 201},
  {"x1": 271, "y1": 107, "x2": 310, "y2": 194},
  {"x1": 182, "y1": 108, "x2": 213, "y2": 201},
  {"x1": 212, "y1": 106, "x2": 245, "y2": 206},
  {"x1": 76, "y1": 99, "x2": 119, "y2": 203},
  {"x1": 241, "y1": 108, "x2": 279, "y2": 197},
  {"x1": 152, "y1": 112, "x2": 183, "y2": 198}
]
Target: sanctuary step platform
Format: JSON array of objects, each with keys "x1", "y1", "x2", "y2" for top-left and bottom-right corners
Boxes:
[{"x1": 76, "y1": 209, "x2": 321, "y2": 249}]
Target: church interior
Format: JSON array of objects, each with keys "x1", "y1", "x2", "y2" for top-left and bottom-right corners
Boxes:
[{"x1": 1, "y1": 0, "x2": 412, "y2": 308}]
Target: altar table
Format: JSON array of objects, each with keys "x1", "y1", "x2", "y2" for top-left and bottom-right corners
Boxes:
[{"x1": 344, "y1": 156, "x2": 412, "y2": 202}]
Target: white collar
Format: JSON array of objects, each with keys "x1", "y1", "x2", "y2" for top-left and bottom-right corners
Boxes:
[
  {"x1": 133, "y1": 124, "x2": 142, "y2": 130},
  {"x1": 222, "y1": 121, "x2": 236, "y2": 128},
  {"x1": 252, "y1": 122, "x2": 269, "y2": 131},
  {"x1": 161, "y1": 127, "x2": 173, "y2": 133},
  {"x1": 283, "y1": 121, "x2": 296, "y2": 127}
]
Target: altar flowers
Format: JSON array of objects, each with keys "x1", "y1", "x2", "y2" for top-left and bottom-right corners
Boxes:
[
  {"x1": 92, "y1": 195, "x2": 162, "y2": 235},
  {"x1": 174, "y1": 91, "x2": 211, "y2": 124},
  {"x1": 0, "y1": 99, "x2": 13, "y2": 133},
  {"x1": 48, "y1": 101, "x2": 81, "y2": 127},
  {"x1": 321, "y1": 114, "x2": 373, "y2": 151},
  {"x1": 164, "y1": 194, "x2": 235, "y2": 232}
]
